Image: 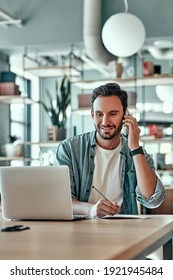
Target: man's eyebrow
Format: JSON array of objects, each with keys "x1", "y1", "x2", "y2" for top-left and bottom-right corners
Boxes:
[
  {"x1": 94, "y1": 110, "x2": 120, "y2": 114},
  {"x1": 108, "y1": 110, "x2": 120, "y2": 113}
]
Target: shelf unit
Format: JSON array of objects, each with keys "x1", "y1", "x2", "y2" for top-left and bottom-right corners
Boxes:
[
  {"x1": 0, "y1": 142, "x2": 60, "y2": 164},
  {"x1": 0, "y1": 95, "x2": 35, "y2": 104},
  {"x1": 72, "y1": 75, "x2": 173, "y2": 90},
  {"x1": 0, "y1": 95, "x2": 35, "y2": 165},
  {"x1": 25, "y1": 141, "x2": 60, "y2": 148},
  {"x1": 0, "y1": 90, "x2": 60, "y2": 165},
  {"x1": 25, "y1": 66, "x2": 81, "y2": 78},
  {"x1": 0, "y1": 156, "x2": 24, "y2": 161},
  {"x1": 140, "y1": 136, "x2": 173, "y2": 144}
]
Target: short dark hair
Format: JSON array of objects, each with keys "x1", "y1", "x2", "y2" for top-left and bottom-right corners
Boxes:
[{"x1": 91, "y1": 83, "x2": 128, "y2": 114}]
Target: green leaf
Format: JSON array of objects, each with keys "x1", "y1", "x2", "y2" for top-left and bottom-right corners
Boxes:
[{"x1": 38, "y1": 75, "x2": 71, "y2": 127}]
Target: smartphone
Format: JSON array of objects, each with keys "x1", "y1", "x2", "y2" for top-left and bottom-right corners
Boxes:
[{"x1": 121, "y1": 109, "x2": 129, "y2": 137}]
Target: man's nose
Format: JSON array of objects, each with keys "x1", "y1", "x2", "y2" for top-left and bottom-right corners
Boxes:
[{"x1": 102, "y1": 114, "x2": 110, "y2": 125}]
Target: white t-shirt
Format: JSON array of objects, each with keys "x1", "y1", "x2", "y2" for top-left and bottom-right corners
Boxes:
[{"x1": 89, "y1": 141, "x2": 123, "y2": 206}]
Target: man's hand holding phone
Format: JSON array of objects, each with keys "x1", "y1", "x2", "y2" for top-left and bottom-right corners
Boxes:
[{"x1": 122, "y1": 110, "x2": 141, "y2": 150}]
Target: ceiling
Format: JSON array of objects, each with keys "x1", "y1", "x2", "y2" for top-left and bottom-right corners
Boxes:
[{"x1": 0, "y1": 0, "x2": 172, "y2": 60}]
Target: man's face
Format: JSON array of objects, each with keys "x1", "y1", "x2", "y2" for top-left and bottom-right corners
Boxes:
[{"x1": 91, "y1": 95, "x2": 124, "y2": 140}]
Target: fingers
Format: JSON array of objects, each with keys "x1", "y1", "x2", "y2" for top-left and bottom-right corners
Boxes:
[
  {"x1": 123, "y1": 115, "x2": 140, "y2": 133},
  {"x1": 122, "y1": 114, "x2": 141, "y2": 150},
  {"x1": 96, "y1": 199, "x2": 120, "y2": 218},
  {"x1": 123, "y1": 114, "x2": 138, "y2": 128}
]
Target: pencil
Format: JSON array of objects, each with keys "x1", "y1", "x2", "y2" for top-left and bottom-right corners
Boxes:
[{"x1": 92, "y1": 186, "x2": 112, "y2": 203}]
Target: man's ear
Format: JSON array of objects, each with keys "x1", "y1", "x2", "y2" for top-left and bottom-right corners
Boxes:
[{"x1": 91, "y1": 109, "x2": 94, "y2": 119}]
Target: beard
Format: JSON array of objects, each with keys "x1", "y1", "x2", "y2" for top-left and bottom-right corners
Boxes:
[{"x1": 94, "y1": 121, "x2": 123, "y2": 140}]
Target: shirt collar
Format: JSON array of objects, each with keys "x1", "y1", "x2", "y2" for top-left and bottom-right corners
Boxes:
[
  {"x1": 89, "y1": 130, "x2": 97, "y2": 147},
  {"x1": 89, "y1": 131, "x2": 129, "y2": 154}
]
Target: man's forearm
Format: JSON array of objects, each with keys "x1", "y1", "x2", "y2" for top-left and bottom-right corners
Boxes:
[
  {"x1": 133, "y1": 154, "x2": 157, "y2": 199},
  {"x1": 72, "y1": 198, "x2": 94, "y2": 215}
]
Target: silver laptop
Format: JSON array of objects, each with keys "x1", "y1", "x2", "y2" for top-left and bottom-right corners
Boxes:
[{"x1": 0, "y1": 165, "x2": 87, "y2": 221}]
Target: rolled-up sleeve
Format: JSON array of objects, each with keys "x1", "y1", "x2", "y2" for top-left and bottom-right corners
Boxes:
[{"x1": 136, "y1": 176, "x2": 166, "y2": 208}]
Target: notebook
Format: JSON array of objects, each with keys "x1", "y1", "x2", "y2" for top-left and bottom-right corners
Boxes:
[{"x1": 0, "y1": 165, "x2": 88, "y2": 221}]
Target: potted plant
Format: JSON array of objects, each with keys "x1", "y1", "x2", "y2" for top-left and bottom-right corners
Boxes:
[
  {"x1": 2, "y1": 135, "x2": 23, "y2": 157},
  {"x1": 38, "y1": 75, "x2": 71, "y2": 140},
  {"x1": 9, "y1": 135, "x2": 18, "y2": 143}
]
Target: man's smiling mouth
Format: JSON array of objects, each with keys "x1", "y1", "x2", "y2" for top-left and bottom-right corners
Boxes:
[{"x1": 100, "y1": 126, "x2": 114, "y2": 131}]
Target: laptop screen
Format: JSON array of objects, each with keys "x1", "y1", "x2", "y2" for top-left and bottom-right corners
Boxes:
[{"x1": 0, "y1": 165, "x2": 73, "y2": 220}]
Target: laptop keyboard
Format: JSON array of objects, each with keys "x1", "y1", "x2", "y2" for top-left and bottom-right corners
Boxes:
[{"x1": 73, "y1": 215, "x2": 90, "y2": 220}]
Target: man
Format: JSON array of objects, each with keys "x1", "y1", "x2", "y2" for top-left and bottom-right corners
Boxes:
[{"x1": 56, "y1": 83, "x2": 165, "y2": 218}]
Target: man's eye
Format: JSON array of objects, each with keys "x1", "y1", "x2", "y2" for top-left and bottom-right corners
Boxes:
[
  {"x1": 96, "y1": 113, "x2": 102, "y2": 117},
  {"x1": 110, "y1": 112, "x2": 117, "y2": 116}
]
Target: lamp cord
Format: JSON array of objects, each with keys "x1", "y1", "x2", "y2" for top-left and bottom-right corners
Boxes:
[{"x1": 124, "y1": 0, "x2": 128, "y2": 13}]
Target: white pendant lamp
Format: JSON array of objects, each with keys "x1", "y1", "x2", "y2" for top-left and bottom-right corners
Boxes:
[
  {"x1": 101, "y1": 0, "x2": 146, "y2": 57},
  {"x1": 156, "y1": 85, "x2": 173, "y2": 102}
]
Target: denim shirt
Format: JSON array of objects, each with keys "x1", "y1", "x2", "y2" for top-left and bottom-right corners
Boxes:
[{"x1": 56, "y1": 131, "x2": 166, "y2": 214}]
